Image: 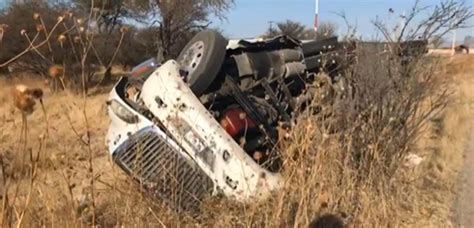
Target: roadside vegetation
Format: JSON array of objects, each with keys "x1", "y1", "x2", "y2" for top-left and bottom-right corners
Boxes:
[{"x1": 0, "y1": 0, "x2": 472, "y2": 227}]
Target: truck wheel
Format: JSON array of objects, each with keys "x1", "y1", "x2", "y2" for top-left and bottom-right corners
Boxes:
[{"x1": 177, "y1": 29, "x2": 228, "y2": 96}]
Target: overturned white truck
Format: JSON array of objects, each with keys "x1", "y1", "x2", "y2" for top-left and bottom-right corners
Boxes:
[{"x1": 105, "y1": 29, "x2": 351, "y2": 213}]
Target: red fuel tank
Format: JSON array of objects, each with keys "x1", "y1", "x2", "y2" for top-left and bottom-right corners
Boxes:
[{"x1": 219, "y1": 108, "x2": 256, "y2": 138}]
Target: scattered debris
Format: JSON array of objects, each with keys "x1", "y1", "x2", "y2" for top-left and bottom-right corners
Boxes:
[{"x1": 404, "y1": 153, "x2": 424, "y2": 168}]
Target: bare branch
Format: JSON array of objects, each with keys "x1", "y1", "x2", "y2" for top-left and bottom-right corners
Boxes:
[
  {"x1": 371, "y1": 0, "x2": 473, "y2": 43},
  {"x1": 0, "y1": 20, "x2": 62, "y2": 68},
  {"x1": 332, "y1": 11, "x2": 358, "y2": 40}
]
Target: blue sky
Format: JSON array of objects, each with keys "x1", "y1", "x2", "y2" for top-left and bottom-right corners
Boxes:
[
  {"x1": 1, "y1": 0, "x2": 472, "y2": 43},
  {"x1": 216, "y1": 0, "x2": 474, "y2": 42}
]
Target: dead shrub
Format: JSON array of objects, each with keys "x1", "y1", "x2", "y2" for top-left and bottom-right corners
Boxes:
[
  {"x1": 0, "y1": 3, "x2": 64, "y2": 75},
  {"x1": 0, "y1": 2, "x2": 153, "y2": 93}
]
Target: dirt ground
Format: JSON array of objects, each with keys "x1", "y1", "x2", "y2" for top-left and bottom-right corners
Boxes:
[
  {"x1": 450, "y1": 55, "x2": 474, "y2": 227},
  {"x1": 454, "y1": 120, "x2": 474, "y2": 226}
]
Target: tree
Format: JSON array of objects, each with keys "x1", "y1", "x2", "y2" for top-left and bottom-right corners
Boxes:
[
  {"x1": 263, "y1": 20, "x2": 337, "y2": 41},
  {"x1": 316, "y1": 22, "x2": 338, "y2": 40},
  {"x1": 373, "y1": 0, "x2": 474, "y2": 43},
  {"x1": 74, "y1": 0, "x2": 234, "y2": 60},
  {"x1": 74, "y1": 0, "x2": 127, "y2": 33},
  {"x1": 0, "y1": 2, "x2": 143, "y2": 91},
  {"x1": 0, "y1": 2, "x2": 71, "y2": 74},
  {"x1": 135, "y1": 0, "x2": 234, "y2": 59},
  {"x1": 464, "y1": 36, "x2": 474, "y2": 47},
  {"x1": 430, "y1": 36, "x2": 445, "y2": 48},
  {"x1": 272, "y1": 20, "x2": 307, "y2": 39}
]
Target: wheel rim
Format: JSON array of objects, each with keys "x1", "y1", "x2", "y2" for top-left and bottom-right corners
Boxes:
[{"x1": 179, "y1": 41, "x2": 205, "y2": 80}]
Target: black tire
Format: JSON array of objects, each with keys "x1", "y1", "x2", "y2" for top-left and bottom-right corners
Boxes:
[{"x1": 177, "y1": 29, "x2": 228, "y2": 96}]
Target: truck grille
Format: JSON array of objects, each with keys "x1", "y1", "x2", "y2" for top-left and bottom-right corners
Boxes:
[{"x1": 113, "y1": 128, "x2": 214, "y2": 213}]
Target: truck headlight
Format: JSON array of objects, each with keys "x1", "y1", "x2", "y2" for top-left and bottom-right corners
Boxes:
[{"x1": 108, "y1": 99, "x2": 139, "y2": 124}]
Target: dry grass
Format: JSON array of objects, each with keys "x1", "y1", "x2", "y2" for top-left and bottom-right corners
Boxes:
[
  {"x1": 0, "y1": 76, "x2": 113, "y2": 226},
  {"x1": 0, "y1": 56, "x2": 473, "y2": 227},
  {"x1": 383, "y1": 55, "x2": 474, "y2": 226}
]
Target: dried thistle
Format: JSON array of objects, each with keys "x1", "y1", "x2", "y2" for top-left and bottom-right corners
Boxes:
[
  {"x1": 20, "y1": 29, "x2": 27, "y2": 36},
  {"x1": 0, "y1": 24, "x2": 6, "y2": 43},
  {"x1": 33, "y1": 13, "x2": 41, "y2": 20},
  {"x1": 30, "y1": 88, "x2": 43, "y2": 100},
  {"x1": 48, "y1": 64, "x2": 64, "y2": 78},
  {"x1": 62, "y1": 10, "x2": 71, "y2": 20},
  {"x1": 11, "y1": 84, "x2": 44, "y2": 115},
  {"x1": 57, "y1": 16, "x2": 64, "y2": 23},
  {"x1": 36, "y1": 24, "x2": 44, "y2": 32},
  {"x1": 57, "y1": 34, "x2": 66, "y2": 44},
  {"x1": 120, "y1": 26, "x2": 129, "y2": 33},
  {"x1": 76, "y1": 18, "x2": 84, "y2": 25},
  {"x1": 79, "y1": 27, "x2": 85, "y2": 33},
  {"x1": 73, "y1": 36, "x2": 81, "y2": 43}
]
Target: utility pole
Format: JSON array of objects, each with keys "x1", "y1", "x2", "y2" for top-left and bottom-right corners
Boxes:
[
  {"x1": 314, "y1": 0, "x2": 319, "y2": 32},
  {"x1": 451, "y1": 13, "x2": 459, "y2": 56},
  {"x1": 451, "y1": 29, "x2": 457, "y2": 56},
  {"x1": 268, "y1": 21, "x2": 276, "y2": 31}
]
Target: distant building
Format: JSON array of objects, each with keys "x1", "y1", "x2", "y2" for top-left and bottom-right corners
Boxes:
[{"x1": 464, "y1": 36, "x2": 474, "y2": 48}]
